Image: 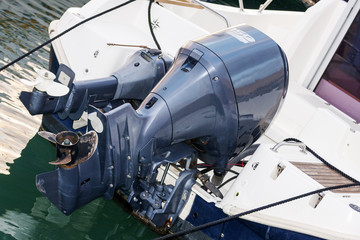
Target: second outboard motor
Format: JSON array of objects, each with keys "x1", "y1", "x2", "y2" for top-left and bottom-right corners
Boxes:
[
  {"x1": 35, "y1": 25, "x2": 289, "y2": 228},
  {"x1": 20, "y1": 48, "x2": 172, "y2": 121}
]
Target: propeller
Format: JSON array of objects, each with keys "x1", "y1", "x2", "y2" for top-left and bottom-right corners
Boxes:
[
  {"x1": 88, "y1": 112, "x2": 104, "y2": 133},
  {"x1": 20, "y1": 67, "x2": 69, "y2": 97}
]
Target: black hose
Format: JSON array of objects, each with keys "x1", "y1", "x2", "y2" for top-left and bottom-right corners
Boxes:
[
  {"x1": 0, "y1": 0, "x2": 136, "y2": 72},
  {"x1": 148, "y1": 0, "x2": 161, "y2": 50},
  {"x1": 228, "y1": 144, "x2": 259, "y2": 166},
  {"x1": 217, "y1": 176, "x2": 237, "y2": 190},
  {"x1": 198, "y1": 166, "x2": 239, "y2": 176}
]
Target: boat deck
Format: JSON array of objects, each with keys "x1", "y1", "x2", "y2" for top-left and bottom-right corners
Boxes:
[{"x1": 291, "y1": 162, "x2": 360, "y2": 193}]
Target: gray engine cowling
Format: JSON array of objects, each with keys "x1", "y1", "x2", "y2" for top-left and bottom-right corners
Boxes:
[{"x1": 149, "y1": 24, "x2": 288, "y2": 175}]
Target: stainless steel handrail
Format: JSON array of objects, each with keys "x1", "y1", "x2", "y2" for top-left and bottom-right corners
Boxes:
[
  {"x1": 239, "y1": 0, "x2": 244, "y2": 11},
  {"x1": 271, "y1": 141, "x2": 307, "y2": 154},
  {"x1": 238, "y1": 0, "x2": 274, "y2": 12},
  {"x1": 259, "y1": 0, "x2": 274, "y2": 12},
  {"x1": 192, "y1": 0, "x2": 231, "y2": 27}
]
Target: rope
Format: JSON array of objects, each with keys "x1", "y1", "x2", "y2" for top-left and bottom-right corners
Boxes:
[
  {"x1": 148, "y1": 0, "x2": 162, "y2": 50},
  {"x1": 154, "y1": 183, "x2": 360, "y2": 240},
  {"x1": 155, "y1": 139, "x2": 360, "y2": 239},
  {"x1": 0, "y1": 0, "x2": 136, "y2": 72},
  {"x1": 284, "y1": 138, "x2": 360, "y2": 184}
]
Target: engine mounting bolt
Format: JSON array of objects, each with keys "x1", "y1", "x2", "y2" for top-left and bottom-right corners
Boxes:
[{"x1": 109, "y1": 184, "x2": 113, "y2": 188}]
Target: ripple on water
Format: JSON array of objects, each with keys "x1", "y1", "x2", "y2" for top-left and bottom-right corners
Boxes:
[
  {"x1": 0, "y1": 0, "x2": 88, "y2": 173},
  {"x1": 0, "y1": 1, "x2": 160, "y2": 240}
]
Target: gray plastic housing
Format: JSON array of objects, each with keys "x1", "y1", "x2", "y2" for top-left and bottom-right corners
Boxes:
[{"x1": 150, "y1": 24, "x2": 288, "y2": 171}]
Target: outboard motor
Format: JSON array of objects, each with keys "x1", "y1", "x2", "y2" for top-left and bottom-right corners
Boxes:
[
  {"x1": 35, "y1": 25, "x2": 288, "y2": 228},
  {"x1": 20, "y1": 48, "x2": 172, "y2": 120}
]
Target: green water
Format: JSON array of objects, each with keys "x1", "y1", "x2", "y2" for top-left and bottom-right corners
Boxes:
[
  {"x1": 0, "y1": 134, "x2": 157, "y2": 239},
  {"x1": 0, "y1": 0, "x2": 157, "y2": 239},
  {"x1": 0, "y1": 141, "x2": 157, "y2": 239},
  {"x1": 0, "y1": 0, "x2": 309, "y2": 239}
]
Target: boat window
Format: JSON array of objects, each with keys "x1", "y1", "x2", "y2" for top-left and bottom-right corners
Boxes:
[{"x1": 315, "y1": 10, "x2": 360, "y2": 122}]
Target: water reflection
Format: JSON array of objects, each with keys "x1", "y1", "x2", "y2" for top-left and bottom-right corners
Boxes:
[
  {"x1": 0, "y1": 0, "x2": 89, "y2": 173},
  {"x1": 0, "y1": 127, "x2": 157, "y2": 239},
  {"x1": 0, "y1": 0, "x2": 56, "y2": 173},
  {"x1": 0, "y1": 65, "x2": 41, "y2": 174},
  {"x1": 0, "y1": 0, "x2": 157, "y2": 239}
]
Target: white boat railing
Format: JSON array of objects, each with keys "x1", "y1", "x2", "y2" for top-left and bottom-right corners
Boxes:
[
  {"x1": 259, "y1": 0, "x2": 274, "y2": 12},
  {"x1": 238, "y1": 0, "x2": 274, "y2": 12},
  {"x1": 192, "y1": 0, "x2": 231, "y2": 27},
  {"x1": 156, "y1": 0, "x2": 231, "y2": 27}
]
